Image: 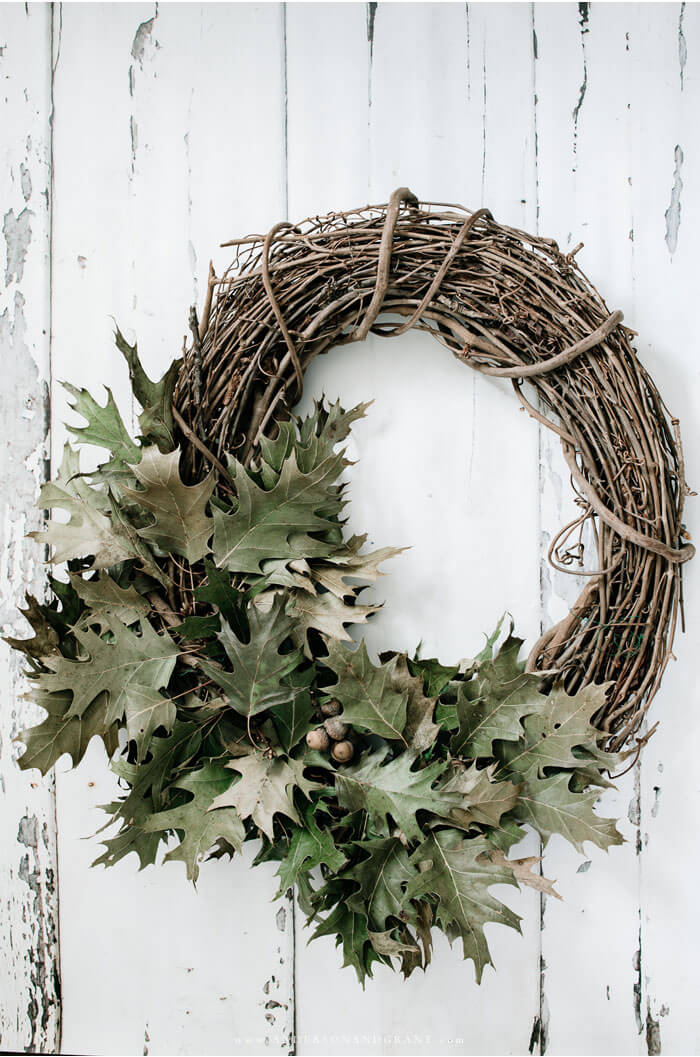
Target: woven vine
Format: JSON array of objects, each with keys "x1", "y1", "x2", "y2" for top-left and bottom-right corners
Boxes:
[
  {"x1": 174, "y1": 188, "x2": 694, "y2": 750},
  {"x1": 10, "y1": 189, "x2": 693, "y2": 985}
]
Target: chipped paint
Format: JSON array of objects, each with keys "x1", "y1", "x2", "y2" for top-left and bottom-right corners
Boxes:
[
  {"x1": 131, "y1": 13, "x2": 156, "y2": 65},
  {"x1": 651, "y1": 786, "x2": 662, "y2": 818},
  {"x1": 3, "y1": 207, "x2": 32, "y2": 286},
  {"x1": 0, "y1": 10, "x2": 58, "y2": 1050},
  {"x1": 572, "y1": 2, "x2": 589, "y2": 153},
  {"x1": 0, "y1": 286, "x2": 58, "y2": 1054},
  {"x1": 664, "y1": 145, "x2": 683, "y2": 255},
  {"x1": 678, "y1": 2, "x2": 687, "y2": 90},
  {"x1": 633, "y1": 944, "x2": 643, "y2": 1034},
  {"x1": 646, "y1": 1003, "x2": 662, "y2": 1055},
  {"x1": 366, "y1": 1, "x2": 378, "y2": 59}
]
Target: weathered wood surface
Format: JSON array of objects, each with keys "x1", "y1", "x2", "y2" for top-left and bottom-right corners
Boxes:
[
  {"x1": 0, "y1": 5, "x2": 60, "y2": 1054},
  {"x1": 1, "y1": 3, "x2": 698, "y2": 1054}
]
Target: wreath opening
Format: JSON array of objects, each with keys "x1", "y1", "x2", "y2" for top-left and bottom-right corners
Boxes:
[{"x1": 10, "y1": 189, "x2": 693, "y2": 986}]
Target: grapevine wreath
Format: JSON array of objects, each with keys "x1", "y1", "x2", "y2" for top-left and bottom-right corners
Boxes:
[{"x1": 11, "y1": 189, "x2": 694, "y2": 984}]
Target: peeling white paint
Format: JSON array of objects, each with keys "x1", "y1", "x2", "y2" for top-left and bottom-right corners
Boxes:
[{"x1": 664, "y1": 144, "x2": 683, "y2": 254}]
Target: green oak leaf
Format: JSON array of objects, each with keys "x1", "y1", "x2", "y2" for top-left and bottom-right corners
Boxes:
[
  {"x1": 406, "y1": 829, "x2": 521, "y2": 982},
  {"x1": 268, "y1": 666, "x2": 316, "y2": 753},
  {"x1": 268, "y1": 586, "x2": 378, "y2": 650},
  {"x1": 62, "y1": 380, "x2": 141, "y2": 473},
  {"x1": 4, "y1": 595, "x2": 61, "y2": 663},
  {"x1": 121, "y1": 447, "x2": 215, "y2": 563},
  {"x1": 451, "y1": 631, "x2": 544, "y2": 758},
  {"x1": 141, "y1": 761, "x2": 244, "y2": 882},
  {"x1": 71, "y1": 571, "x2": 150, "y2": 631},
  {"x1": 500, "y1": 681, "x2": 616, "y2": 781},
  {"x1": 275, "y1": 802, "x2": 347, "y2": 894},
  {"x1": 258, "y1": 398, "x2": 370, "y2": 487},
  {"x1": 123, "y1": 686, "x2": 176, "y2": 758},
  {"x1": 392, "y1": 653, "x2": 440, "y2": 752},
  {"x1": 30, "y1": 444, "x2": 137, "y2": 569},
  {"x1": 512, "y1": 772, "x2": 624, "y2": 853},
  {"x1": 437, "y1": 762, "x2": 521, "y2": 829},
  {"x1": 171, "y1": 614, "x2": 221, "y2": 641},
  {"x1": 310, "y1": 900, "x2": 380, "y2": 987},
  {"x1": 94, "y1": 719, "x2": 204, "y2": 870},
  {"x1": 106, "y1": 491, "x2": 171, "y2": 589},
  {"x1": 37, "y1": 614, "x2": 178, "y2": 758},
  {"x1": 407, "y1": 655, "x2": 460, "y2": 698},
  {"x1": 335, "y1": 749, "x2": 454, "y2": 841},
  {"x1": 211, "y1": 449, "x2": 346, "y2": 575},
  {"x1": 210, "y1": 753, "x2": 303, "y2": 840},
  {"x1": 114, "y1": 325, "x2": 180, "y2": 451},
  {"x1": 321, "y1": 639, "x2": 409, "y2": 744},
  {"x1": 198, "y1": 597, "x2": 303, "y2": 722},
  {"x1": 309, "y1": 533, "x2": 405, "y2": 598},
  {"x1": 345, "y1": 837, "x2": 416, "y2": 930},
  {"x1": 193, "y1": 560, "x2": 248, "y2": 639},
  {"x1": 17, "y1": 689, "x2": 119, "y2": 775}
]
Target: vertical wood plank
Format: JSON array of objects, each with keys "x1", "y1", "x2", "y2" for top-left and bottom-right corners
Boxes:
[
  {"x1": 624, "y1": 6, "x2": 700, "y2": 1054},
  {"x1": 51, "y1": 6, "x2": 294, "y2": 1054},
  {"x1": 533, "y1": 4, "x2": 641, "y2": 1053},
  {"x1": 533, "y1": 3, "x2": 698, "y2": 1053},
  {"x1": 290, "y1": 4, "x2": 542, "y2": 1054},
  {"x1": 0, "y1": 5, "x2": 60, "y2": 1053}
]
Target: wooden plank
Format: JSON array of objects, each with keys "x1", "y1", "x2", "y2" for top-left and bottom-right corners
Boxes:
[
  {"x1": 0, "y1": 5, "x2": 60, "y2": 1054},
  {"x1": 51, "y1": 6, "x2": 294, "y2": 1054},
  {"x1": 0, "y1": 3, "x2": 59, "y2": 1053},
  {"x1": 622, "y1": 6, "x2": 700, "y2": 1055},
  {"x1": 290, "y1": 4, "x2": 542, "y2": 1053},
  {"x1": 533, "y1": 3, "x2": 696, "y2": 1053},
  {"x1": 532, "y1": 4, "x2": 642, "y2": 1053}
]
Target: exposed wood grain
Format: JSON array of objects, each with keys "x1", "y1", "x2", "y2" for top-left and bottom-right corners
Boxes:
[{"x1": 0, "y1": 5, "x2": 60, "y2": 1053}]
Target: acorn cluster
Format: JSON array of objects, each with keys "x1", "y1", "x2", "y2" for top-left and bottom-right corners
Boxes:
[{"x1": 305, "y1": 699, "x2": 355, "y2": 763}]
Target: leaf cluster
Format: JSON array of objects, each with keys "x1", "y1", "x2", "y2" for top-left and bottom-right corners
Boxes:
[{"x1": 9, "y1": 334, "x2": 623, "y2": 986}]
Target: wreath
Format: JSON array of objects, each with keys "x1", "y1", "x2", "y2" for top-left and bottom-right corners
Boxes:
[{"x1": 11, "y1": 189, "x2": 693, "y2": 986}]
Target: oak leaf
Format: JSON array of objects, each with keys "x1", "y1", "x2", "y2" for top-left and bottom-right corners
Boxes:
[
  {"x1": 210, "y1": 753, "x2": 303, "y2": 840},
  {"x1": 141, "y1": 761, "x2": 244, "y2": 881},
  {"x1": 212, "y1": 450, "x2": 346, "y2": 575},
  {"x1": 30, "y1": 444, "x2": 136, "y2": 569},
  {"x1": 17, "y1": 689, "x2": 119, "y2": 775},
  {"x1": 451, "y1": 630, "x2": 544, "y2": 757},
  {"x1": 37, "y1": 614, "x2": 178, "y2": 759},
  {"x1": 406, "y1": 829, "x2": 521, "y2": 982},
  {"x1": 121, "y1": 447, "x2": 215, "y2": 563},
  {"x1": 275, "y1": 803, "x2": 346, "y2": 894},
  {"x1": 345, "y1": 836, "x2": 416, "y2": 931},
  {"x1": 322, "y1": 640, "x2": 409, "y2": 744},
  {"x1": 198, "y1": 597, "x2": 303, "y2": 722},
  {"x1": 335, "y1": 749, "x2": 453, "y2": 841}
]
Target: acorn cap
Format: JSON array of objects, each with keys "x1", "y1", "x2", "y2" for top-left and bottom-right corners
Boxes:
[{"x1": 323, "y1": 717, "x2": 349, "y2": 741}]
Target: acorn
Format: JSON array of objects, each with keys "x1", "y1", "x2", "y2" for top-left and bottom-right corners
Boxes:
[
  {"x1": 323, "y1": 717, "x2": 349, "y2": 741},
  {"x1": 306, "y1": 727, "x2": 330, "y2": 751},
  {"x1": 320, "y1": 698, "x2": 342, "y2": 717},
  {"x1": 331, "y1": 739, "x2": 354, "y2": 763}
]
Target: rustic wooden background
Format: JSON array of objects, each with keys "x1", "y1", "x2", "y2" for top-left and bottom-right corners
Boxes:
[{"x1": 1, "y1": 2, "x2": 698, "y2": 1054}]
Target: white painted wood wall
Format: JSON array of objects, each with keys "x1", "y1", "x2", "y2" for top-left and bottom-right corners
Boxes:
[{"x1": 1, "y1": 3, "x2": 698, "y2": 1054}]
